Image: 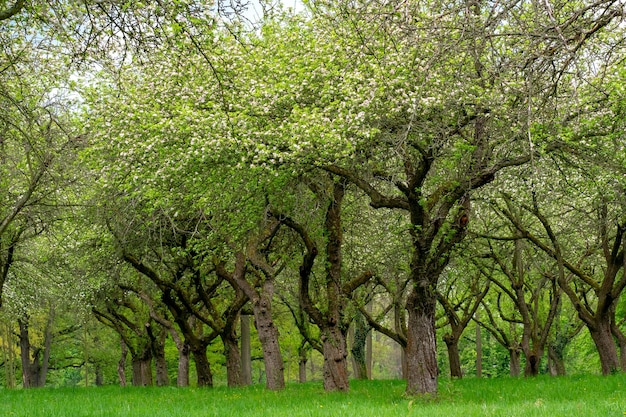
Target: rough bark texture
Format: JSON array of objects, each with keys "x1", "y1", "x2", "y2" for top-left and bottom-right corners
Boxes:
[
  {"x1": 131, "y1": 346, "x2": 153, "y2": 387},
  {"x1": 405, "y1": 287, "x2": 438, "y2": 395},
  {"x1": 222, "y1": 332, "x2": 243, "y2": 387},
  {"x1": 252, "y1": 288, "x2": 285, "y2": 390},
  {"x1": 177, "y1": 342, "x2": 190, "y2": 387},
  {"x1": 321, "y1": 325, "x2": 349, "y2": 391},
  {"x1": 443, "y1": 334, "x2": 462, "y2": 378},
  {"x1": 191, "y1": 346, "x2": 214, "y2": 387},
  {"x1": 590, "y1": 320, "x2": 620, "y2": 374}
]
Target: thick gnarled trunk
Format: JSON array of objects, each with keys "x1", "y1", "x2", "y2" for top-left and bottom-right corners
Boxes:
[
  {"x1": 321, "y1": 325, "x2": 349, "y2": 391},
  {"x1": 405, "y1": 287, "x2": 438, "y2": 395},
  {"x1": 590, "y1": 320, "x2": 620, "y2": 374}
]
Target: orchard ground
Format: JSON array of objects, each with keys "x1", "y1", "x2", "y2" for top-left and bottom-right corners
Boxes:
[{"x1": 1, "y1": 374, "x2": 624, "y2": 417}]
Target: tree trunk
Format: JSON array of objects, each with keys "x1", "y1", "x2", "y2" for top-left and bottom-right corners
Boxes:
[
  {"x1": 118, "y1": 338, "x2": 128, "y2": 387},
  {"x1": 191, "y1": 346, "x2": 213, "y2": 387},
  {"x1": 222, "y1": 332, "x2": 242, "y2": 387},
  {"x1": 177, "y1": 341, "x2": 190, "y2": 387},
  {"x1": 548, "y1": 344, "x2": 566, "y2": 376},
  {"x1": 321, "y1": 325, "x2": 349, "y2": 391},
  {"x1": 131, "y1": 346, "x2": 153, "y2": 387},
  {"x1": 509, "y1": 347, "x2": 521, "y2": 377},
  {"x1": 443, "y1": 333, "x2": 462, "y2": 378},
  {"x1": 298, "y1": 343, "x2": 308, "y2": 383},
  {"x1": 153, "y1": 331, "x2": 169, "y2": 387},
  {"x1": 240, "y1": 314, "x2": 252, "y2": 385},
  {"x1": 405, "y1": 287, "x2": 438, "y2": 396},
  {"x1": 589, "y1": 320, "x2": 620, "y2": 374},
  {"x1": 523, "y1": 349, "x2": 542, "y2": 377},
  {"x1": 19, "y1": 319, "x2": 37, "y2": 388},
  {"x1": 252, "y1": 290, "x2": 285, "y2": 390},
  {"x1": 95, "y1": 364, "x2": 104, "y2": 386}
]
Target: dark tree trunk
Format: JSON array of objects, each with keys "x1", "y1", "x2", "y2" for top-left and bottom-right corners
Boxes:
[
  {"x1": 95, "y1": 364, "x2": 104, "y2": 386},
  {"x1": 321, "y1": 325, "x2": 349, "y2": 391},
  {"x1": 509, "y1": 347, "x2": 521, "y2": 377},
  {"x1": 405, "y1": 286, "x2": 438, "y2": 395},
  {"x1": 18, "y1": 317, "x2": 52, "y2": 388},
  {"x1": 191, "y1": 346, "x2": 213, "y2": 387},
  {"x1": 252, "y1": 288, "x2": 284, "y2": 390},
  {"x1": 240, "y1": 314, "x2": 252, "y2": 385},
  {"x1": 443, "y1": 333, "x2": 462, "y2": 378},
  {"x1": 222, "y1": 332, "x2": 242, "y2": 387},
  {"x1": 590, "y1": 320, "x2": 620, "y2": 374},
  {"x1": 523, "y1": 349, "x2": 543, "y2": 377}
]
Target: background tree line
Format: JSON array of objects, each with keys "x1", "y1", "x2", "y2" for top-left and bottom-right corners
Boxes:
[{"x1": 0, "y1": 0, "x2": 625, "y2": 396}]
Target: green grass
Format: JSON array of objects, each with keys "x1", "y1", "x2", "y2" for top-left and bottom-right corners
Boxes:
[{"x1": 1, "y1": 374, "x2": 624, "y2": 416}]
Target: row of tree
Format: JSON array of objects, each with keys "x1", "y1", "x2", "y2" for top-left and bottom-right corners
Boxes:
[{"x1": 0, "y1": 0, "x2": 625, "y2": 396}]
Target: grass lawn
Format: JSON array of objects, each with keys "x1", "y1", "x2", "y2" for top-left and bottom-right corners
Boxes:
[{"x1": 1, "y1": 374, "x2": 624, "y2": 416}]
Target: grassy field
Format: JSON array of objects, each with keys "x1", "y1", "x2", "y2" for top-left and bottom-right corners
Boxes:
[{"x1": 1, "y1": 374, "x2": 624, "y2": 417}]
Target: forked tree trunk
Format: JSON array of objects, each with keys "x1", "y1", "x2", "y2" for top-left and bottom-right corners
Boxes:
[
  {"x1": 405, "y1": 287, "x2": 438, "y2": 396},
  {"x1": 321, "y1": 325, "x2": 349, "y2": 391},
  {"x1": 252, "y1": 290, "x2": 284, "y2": 390}
]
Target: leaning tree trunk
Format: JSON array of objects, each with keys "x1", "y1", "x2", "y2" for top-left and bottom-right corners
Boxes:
[
  {"x1": 405, "y1": 286, "x2": 438, "y2": 396},
  {"x1": 252, "y1": 289, "x2": 285, "y2": 390},
  {"x1": 321, "y1": 324, "x2": 349, "y2": 391}
]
